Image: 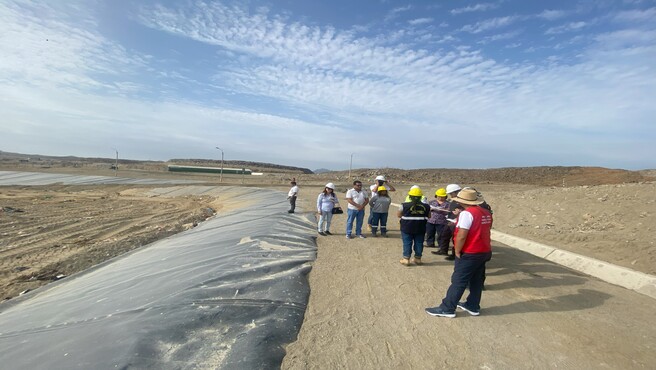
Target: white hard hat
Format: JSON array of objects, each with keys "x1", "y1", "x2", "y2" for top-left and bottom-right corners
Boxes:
[
  {"x1": 375, "y1": 175, "x2": 386, "y2": 181},
  {"x1": 446, "y1": 184, "x2": 461, "y2": 194},
  {"x1": 325, "y1": 183, "x2": 335, "y2": 189},
  {"x1": 410, "y1": 185, "x2": 420, "y2": 189}
]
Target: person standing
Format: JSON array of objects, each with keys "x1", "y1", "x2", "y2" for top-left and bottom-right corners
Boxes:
[
  {"x1": 287, "y1": 181, "x2": 299, "y2": 213},
  {"x1": 368, "y1": 175, "x2": 395, "y2": 230},
  {"x1": 316, "y1": 183, "x2": 340, "y2": 236},
  {"x1": 425, "y1": 188, "x2": 450, "y2": 248},
  {"x1": 434, "y1": 183, "x2": 462, "y2": 259},
  {"x1": 425, "y1": 188, "x2": 493, "y2": 318},
  {"x1": 369, "y1": 186, "x2": 392, "y2": 237},
  {"x1": 397, "y1": 186, "x2": 430, "y2": 265},
  {"x1": 345, "y1": 180, "x2": 369, "y2": 239}
]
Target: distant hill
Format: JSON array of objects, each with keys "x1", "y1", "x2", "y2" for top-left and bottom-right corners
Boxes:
[
  {"x1": 320, "y1": 166, "x2": 655, "y2": 187},
  {"x1": 313, "y1": 168, "x2": 331, "y2": 174},
  {"x1": 170, "y1": 159, "x2": 313, "y2": 174},
  {"x1": 0, "y1": 151, "x2": 314, "y2": 174}
]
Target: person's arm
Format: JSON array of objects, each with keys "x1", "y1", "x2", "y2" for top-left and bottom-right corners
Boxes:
[
  {"x1": 317, "y1": 194, "x2": 322, "y2": 213},
  {"x1": 346, "y1": 190, "x2": 358, "y2": 208},
  {"x1": 454, "y1": 228, "x2": 469, "y2": 258},
  {"x1": 361, "y1": 196, "x2": 369, "y2": 209},
  {"x1": 386, "y1": 181, "x2": 396, "y2": 191}
]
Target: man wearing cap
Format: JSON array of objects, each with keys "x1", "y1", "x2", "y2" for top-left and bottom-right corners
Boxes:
[
  {"x1": 368, "y1": 175, "x2": 395, "y2": 230},
  {"x1": 425, "y1": 188, "x2": 493, "y2": 318}
]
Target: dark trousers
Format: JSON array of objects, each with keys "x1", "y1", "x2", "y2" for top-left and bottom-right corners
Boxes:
[
  {"x1": 439, "y1": 252, "x2": 492, "y2": 311},
  {"x1": 370, "y1": 212, "x2": 388, "y2": 234},
  {"x1": 437, "y1": 224, "x2": 453, "y2": 254},
  {"x1": 425, "y1": 223, "x2": 444, "y2": 246},
  {"x1": 289, "y1": 196, "x2": 297, "y2": 212}
]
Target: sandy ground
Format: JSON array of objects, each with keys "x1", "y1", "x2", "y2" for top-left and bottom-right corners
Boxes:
[
  {"x1": 282, "y1": 185, "x2": 656, "y2": 369},
  {"x1": 1, "y1": 167, "x2": 654, "y2": 368}
]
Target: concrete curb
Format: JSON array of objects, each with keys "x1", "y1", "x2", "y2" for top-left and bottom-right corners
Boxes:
[{"x1": 492, "y1": 230, "x2": 656, "y2": 300}]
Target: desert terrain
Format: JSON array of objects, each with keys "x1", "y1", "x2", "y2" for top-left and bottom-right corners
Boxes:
[
  {"x1": 1, "y1": 155, "x2": 655, "y2": 368},
  {"x1": 0, "y1": 158, "x2": 654, "y2": 301}
]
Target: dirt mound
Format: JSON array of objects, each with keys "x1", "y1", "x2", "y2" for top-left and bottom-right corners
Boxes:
[{"x1": 318, "y1": 166, "x2": 650, "y2": 187}]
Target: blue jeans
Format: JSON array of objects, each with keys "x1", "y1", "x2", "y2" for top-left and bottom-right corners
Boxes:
[
  {"x1": 401, "y1": 232, "x2": 424, "y2": 258},
  {"x1": 370, "y1": 212, "x2": 388, "y2": 234},
  {"x1": 346, "y1": 208, "x2": 365, "y2": 236},
  {"x1": 318, "y1": 211, "x2": 334, "y2": 232},
  {"x1": 439, "y1": 252, "x2": 492, "y2": 311}
]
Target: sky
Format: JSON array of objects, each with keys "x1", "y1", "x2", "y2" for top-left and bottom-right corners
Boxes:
[{"x1": 1, "y1": 0, "x2": 655, "y2": 171}]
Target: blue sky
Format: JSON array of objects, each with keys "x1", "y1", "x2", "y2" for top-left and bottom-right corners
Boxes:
[{"x1": 1, "y1": 0, "x2": 654, "y2": 170}]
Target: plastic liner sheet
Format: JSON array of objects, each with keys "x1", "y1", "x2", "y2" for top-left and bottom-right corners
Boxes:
[
  {"x1": 0, "y1": 171, "x2": 202, "y2": 185},
  {"x1": 0, "y1": 187, "x2": 316, "y2": 369}
]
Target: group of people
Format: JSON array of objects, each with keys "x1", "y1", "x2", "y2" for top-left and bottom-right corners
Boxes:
[{"x1": 287, "y1": 177, "x2": 494, "y2": 318}]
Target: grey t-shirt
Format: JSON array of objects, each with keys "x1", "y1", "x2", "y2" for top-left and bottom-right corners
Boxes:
[{"x1": 370, "y1": 195, "x2": 392, "y2": 213}]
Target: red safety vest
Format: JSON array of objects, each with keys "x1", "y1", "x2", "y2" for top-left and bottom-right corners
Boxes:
[{"x1": 454, "y1": 206, "x2": 492, "y2": 254}]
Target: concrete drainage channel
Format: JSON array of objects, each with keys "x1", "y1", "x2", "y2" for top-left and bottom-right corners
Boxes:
[{"x1": 491, "y1": 230, "x2": 656, "y2": 300}]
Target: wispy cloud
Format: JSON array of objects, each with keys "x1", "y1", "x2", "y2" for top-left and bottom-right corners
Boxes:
[
  {"x1": 408, "y1": 17, "x2": 433, "y2": 26},
  {"x1": 545, "y1": 21, "x2": 590, "y2": 35},
  {"x1": 451, "y1": 3, "x2": 499, "y2": 15},
  {"x1": 613, "y1": 7, "x2": 656, "y2": 22},
  {"x1": 385, "y1": 5, "x2": 412, "y2": 21},
  {"x1": 537, "y1": 9, "x2": 568, "y2": 21},
  {"x1": 460, "y1": 16, "x2": 518, "y2": 34},
  {"x1": 1, "y1": 0, "x2": 654, "y2": 169}
]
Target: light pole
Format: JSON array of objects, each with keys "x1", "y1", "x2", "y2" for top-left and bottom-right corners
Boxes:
[
  {"x1": 111, "y1": 148, "x2": 118, "y2": 177},
  {"x1": 215, "y1": 146, "x2": 224, "y2": 183},
  {"x1": 349, "y1": 153, "x2": 354, "y2": 179}
]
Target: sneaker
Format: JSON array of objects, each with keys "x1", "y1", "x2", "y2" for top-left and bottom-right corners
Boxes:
[
  {"x1": 457, "y1": 302, "x2": 480, "y2": 316},
  {"x1": 411, "y1": 257, "x2": 423, "y2": 265},
  {"x1": 324, "y1": 231, "x2": 332, "y2": 235},
  {"x1": 425, "y1": 306, "x2": 456, "y2": 318},
  {"x1": 400, "y1": 258, "x2": 410, "y2": 266},
  {"x1": 424, "y1": 244, "x2": 436, "y2": 248},
  {"x1": 318, "y1": 231, "x2": 326, "y2": 236},
  {"x1": 358, "y1": 234, "x2": 366, "y2": 239},
  {"x1": 432, "y1": 250, "x2": 448, "y2": 255},
  {"x1": 287, "y1": 210, "x2": 294, "y2": 213},
  {"x1": 346, "y1": 235, "x2": 353, "y2": 239}
]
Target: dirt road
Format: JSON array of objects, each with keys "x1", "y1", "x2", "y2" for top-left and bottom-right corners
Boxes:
[{"x1": 282, "y1": 186, "x2": 655, "y2": 369}]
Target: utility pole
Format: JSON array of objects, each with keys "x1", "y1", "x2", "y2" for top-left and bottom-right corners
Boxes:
[
  {"x1": 111, "y1": 148, "x2": 118, "y2": 177},
  {"x1": 349, "y1": 153, "x2": 354, "y2": 179},
  {"x1": 215, "y1": 146, "x2": 224, "y2": 183}
]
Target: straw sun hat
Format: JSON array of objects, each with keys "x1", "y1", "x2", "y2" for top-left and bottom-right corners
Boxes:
[{"x1": 453, "y1": 188, "x2": 485, "y2": 206}]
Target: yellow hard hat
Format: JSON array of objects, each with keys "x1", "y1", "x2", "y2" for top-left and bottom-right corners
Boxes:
[
  {"x1": 377, "y1": 186, "x2": 387, "y2": 192},
  {"x1": 435, "y1": 188, "x2": 447, "y2": 197},
  {"x1": 408, "y1": 187, "x2": 423, "y2": 197}
]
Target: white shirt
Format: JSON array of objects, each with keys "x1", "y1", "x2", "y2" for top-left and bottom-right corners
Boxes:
[
  {"x1": 288, "y1": 185, "x2": 299, "y2": 197},
  {"x1": 369, "y1": 184, "x2": 391, "y2": 198},
  {"x1": 346, "y1": 188, "x2": 368, "y2": 210},
  {"x1": 456, "y1": 210, "x2": 474, "y2": 230}
]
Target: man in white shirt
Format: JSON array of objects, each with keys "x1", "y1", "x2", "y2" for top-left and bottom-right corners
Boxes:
[
  {"x1": 345, "y1": 180, "x2": 369, "y2": 239},
  {"x1": 287, "y1": 181, "x2": 299, "y2": 213}
]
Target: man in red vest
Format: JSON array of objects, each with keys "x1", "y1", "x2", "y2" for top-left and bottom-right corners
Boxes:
[{"x1": 425, "y1": 188, "x2": 493, "y2": 318}]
